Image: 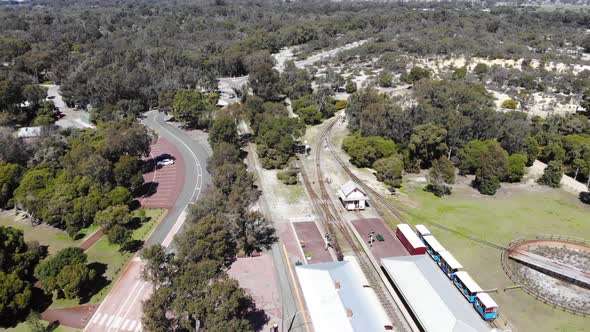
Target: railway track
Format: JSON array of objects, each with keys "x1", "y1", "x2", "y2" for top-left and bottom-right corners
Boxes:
[{"x1": 299, "y1": 117, "x2": 412, "y2": 331}]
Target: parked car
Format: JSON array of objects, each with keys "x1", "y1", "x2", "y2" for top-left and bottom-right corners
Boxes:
[{"x1": 157, "y1": 159, "x2": 174, "y2": 166}]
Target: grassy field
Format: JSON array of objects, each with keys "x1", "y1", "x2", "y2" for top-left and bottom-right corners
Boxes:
[
  {"x1": 394, "y1": 181, "x2": 590, "y2": 332},
  {"x1": 51, "y1": 208, "x2": 166, "y2": 308},
  {"x1": 0, "y1": 214, "x2": 97, "y2": 254}
]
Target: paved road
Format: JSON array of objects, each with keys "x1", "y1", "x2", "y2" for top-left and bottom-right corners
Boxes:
[
  {"x1": 43, "y1": 84, "x2": 93, "y2": 129},
  {"x1": 84, "y1": 110, "x2": 210, "y2": 332}
]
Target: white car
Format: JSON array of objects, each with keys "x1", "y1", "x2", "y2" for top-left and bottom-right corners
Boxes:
[{"x1": 157, "y1": 159, "x2": 174, "y2": 166}]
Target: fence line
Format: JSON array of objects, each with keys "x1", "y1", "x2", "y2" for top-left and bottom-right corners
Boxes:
[{"x1": 501, "y1": 237, "x2": 590, "y2": 317}]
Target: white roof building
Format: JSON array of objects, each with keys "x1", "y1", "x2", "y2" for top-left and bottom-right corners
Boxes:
[
  {"x1": 338, "y1": 180, "x2": 368, "y2": 210},
  {"x1": 381, "y1": 256, "x2": 493, "y2": 332},
  {"x1": 296, "y1": 256, "x2": 392, "y2": 332}
]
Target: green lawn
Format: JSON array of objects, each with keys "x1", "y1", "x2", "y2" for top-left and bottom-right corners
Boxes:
[
  {"x1": 0, "y1": 213, "x2": 97, "y2": 254},
  {"x1": 395, "y1": 182, "x2": 590, "y2": 332},
  {"x1": 1, "y1": 322, "x2": 80, "y2": 332},
  {"x1": 50, "y1": 208, "x2": 166, "y2": 308}
]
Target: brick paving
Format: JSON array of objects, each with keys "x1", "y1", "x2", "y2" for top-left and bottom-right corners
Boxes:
[
  {"x1": 140, "y1": 137, "x2": 184, "y2": 209},
  {"x1": 351, "y1": 217, "x2": 409, "y2": 259},
  {"x1": 292, "y1": 221, "x2": 334, "y2": 264},
  {"x1": 229, "y1": 254, "x2": 282, "y2": 330}
]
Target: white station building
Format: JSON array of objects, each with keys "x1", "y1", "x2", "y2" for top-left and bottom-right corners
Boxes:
[{"x1": 338, "y1": 180, "x2": 368, "y2": 211}]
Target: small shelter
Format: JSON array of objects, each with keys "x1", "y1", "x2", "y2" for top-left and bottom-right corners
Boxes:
[{"x1": 338, "y1": 180, "x2": 368, "y2": 211}]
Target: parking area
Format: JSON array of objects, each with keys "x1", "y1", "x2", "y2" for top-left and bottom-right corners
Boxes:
[
  {"x1": 291, "y1": 221, "x2": 334, "y2": 264},
  {"x1": 351, "y1": 218, "x2": 409, "y2": 259},
  {"x1": 140, "y1": 137, "x2": 184, "y2": 209}
]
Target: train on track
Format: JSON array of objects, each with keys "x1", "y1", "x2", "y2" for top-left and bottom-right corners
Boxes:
[{"x1": 397, "y1": 223, "x2": 499, "y2": 321}]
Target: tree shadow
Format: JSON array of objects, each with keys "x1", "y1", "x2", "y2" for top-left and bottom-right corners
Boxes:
[
  {"x1": 246, "y1": 306, "x2": 270, "y2": 332},
  {"x1": 79, "y1": 263, "x2": 110, "y2": 304},
  {"x1": 127, "y1": 216, "x2": 151, "y2": 231},
  {"x1": 120, "y1": 240, "x2": 144, "y2": 253},
  {"x1": 137, "y1": 182, "x2": 159, "y2": 198}
]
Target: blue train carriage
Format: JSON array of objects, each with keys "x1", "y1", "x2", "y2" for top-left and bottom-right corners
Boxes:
[
  {"x1": 438, "y1": 250, "x2": 463, "y2": 280},
  {"x1": 454, "y1": 271, "x2": 483, "y2": 303},
  {"x1": 422, "y1": 235, "x2": 445, "y2": 261},
  {"x1": 474, "y1": 293, "x2": 499, "y2": 321},
  {"x1": 415, "y1": 224, "x2": 431, "y2": 243}
]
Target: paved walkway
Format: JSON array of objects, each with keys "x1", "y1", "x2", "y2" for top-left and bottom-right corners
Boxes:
[
  {"x1": 228, "y1": 254, "x2": 282, "y2": 330},
  {"x1": 79, "y1": 230, "x2": 104, "y2": 251},
  {"x1": 351, "y1": 218, "x2": 409, "y2": 259},
  {"x1": 42, "y1": 305, "x2": 97, "y2": 329},
  {"x1": 291, "y1": 221, "x2": 334, "y2": 264}
]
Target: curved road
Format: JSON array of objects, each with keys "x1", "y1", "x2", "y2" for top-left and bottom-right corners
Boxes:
[
  {"x1": 142, "y1": 110, "x2": 211, "y2": 247},
  {"x1": 84, "y1": 110, "x2": 210, "y2": 332}
]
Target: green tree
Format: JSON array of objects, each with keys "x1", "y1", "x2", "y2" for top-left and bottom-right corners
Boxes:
[
  {"x1": 249, "y1": 63, "x2": 283, "y2": 102},
  {"x1": 208, "y1": 142, "x2": 242, "y2": 172},
  {"x1": 501, "y1": 99, "x2": 518, "y2": 109},
  {"x1": 345, "y1": 80, "x2": 357, "y2": 94},
  {"x1": 55, "y1": 263, "x2": 96, "y2": 299},
  {"x1": 506, "y1": 154, "x2": 527, "y2": 183},
  {"x1": 372, "y1": 155, "x2": 404, "y2": 188},
  {"x1": 538, "y1": 161, "x2": 563, "y2": 188},
  {"x1": 0, "y1": 163, "x2": 22, "y2": 208},
  {"x1": 0, "y1": 226, "x2": 38, "y2": 279},
  {"x1": 142, "y1": 286, "x2": 174, "y2": 332},
  {"x1": 113, "y1": 155, "x2": 144, "y2": 192},
  {"x1": 402, "y1": 66, "x2": 431, "y2": 83},
  {"x1": 378, "y1": 72, "x2": 393, "y2": 88},
  {"x1": 141, "y1": 245, "x2": 173, "y2": 288},
  {"x1": 473, "y1": 63, "x2": 489, "y2": 77},
  {"x1": 525, "y1": 136, "x2": 540, "y2": 166},
  {"x1": 106, "y1": 225, "x2": 131, "y2": 246},
  {"x1": 209, "y1": 113, "x2": 238, "y2": 147},
  {"x1": 233, "y1": 211, "x2": 277, "y2": 256},
  {"x1": 452, "y1": 67, "x2": 467, "y2": 80},
  {"x1": 542, "y1": 143, "x2": 566, "y2": 162},
  {"x1": 94, "y1": 205, "x2": 131, "y2": 244},
  {"x1": 296, "y1": 105, "x2": 322, "y2": 125},
  {"x1": 107, "y1": 186, "x2": 132, "y2": 206},
  {"x1": 430, "y1": 157, "x2": 456, "y2": 184},
  {"x1": 0, "y1": 271, "x2": 32, "y2": 322},
  {"x1": 473, "y1": 143, "x2": 509, "y2": 195},
  {"x1": 172, "y1": 89, "x2": 215, "y2": 129},
  {"x1": 426, "y1": 157, "x2": 455, "y2": 197},
  {"x1": 342, "y1": 133, "x2": 398, "y2": 168},
  {"x1": 175, "y1": 215, "x2": 236, "y2": 267},
  {"x1": 459, "y1": 140, "x2": 498, "y2": 175},
  {"x1": 35, "y1": 247, "x2": 94, "y2": 299},
  {"x1": 408, "y1": 123, "x2": 448, "y2": 168}
]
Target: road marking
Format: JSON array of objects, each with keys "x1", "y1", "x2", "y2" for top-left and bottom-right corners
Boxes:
[
  {"x1": 99, "y1": 313, "x2": 108, "y2": 326},
  {"x1": 112, "y1": 317, "x2": 122, "y2": 329},
  {"x1": 91, "y1": 313, "x2": 102, "y2": 324},
  {"x1": 106, "y1": 274, "x2": 143, "y2": 332},
  {"x1": 117, "y1": 282, "x2": 149, "y2": 332},
  {"x1": 121, "y1": 319, "x2": 131, "y2": 330},
  {"x1": 106, "y1": 315, "x2": 115, "y2": 327},
  {"x1": 281, "y1": 244, "x2": 311, "y2": 332}
]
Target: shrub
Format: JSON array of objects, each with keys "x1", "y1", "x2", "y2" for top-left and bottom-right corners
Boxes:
[
  {"x1": 501, "y1": 99, "x2": 518, "y2": 109},
  {"x1": 277, "y1": 170, "x2": 298, "y2": 185},
  {"x1": 506, "y1": 154, "x2": 527, "y2": 182},
  {"x1": 538, "y1": 161, "x2": 563, "y2": 188},
  {"x1": 335, "y1": 100, "x2": 348, "y2": 110},
  {"x1": 373, "y1": 155, "x2": 403, "y2": 188}
]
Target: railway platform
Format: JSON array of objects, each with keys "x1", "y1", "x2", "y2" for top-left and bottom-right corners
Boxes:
[{"x1": 351, "y1": 217, "x2": 409, "y2": 259}]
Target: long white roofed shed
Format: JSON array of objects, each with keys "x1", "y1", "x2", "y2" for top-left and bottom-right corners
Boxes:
[{"x1": 338, "y1": 180, "x2": 368, "y2": 211}]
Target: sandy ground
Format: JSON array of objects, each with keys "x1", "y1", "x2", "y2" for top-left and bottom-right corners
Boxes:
[
  {"x1": 414, "y1": 55, "x2": 590, "y2": 76},
  {"x1": 527, "y1": 160, "x2": 588, "y2": 195}
]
